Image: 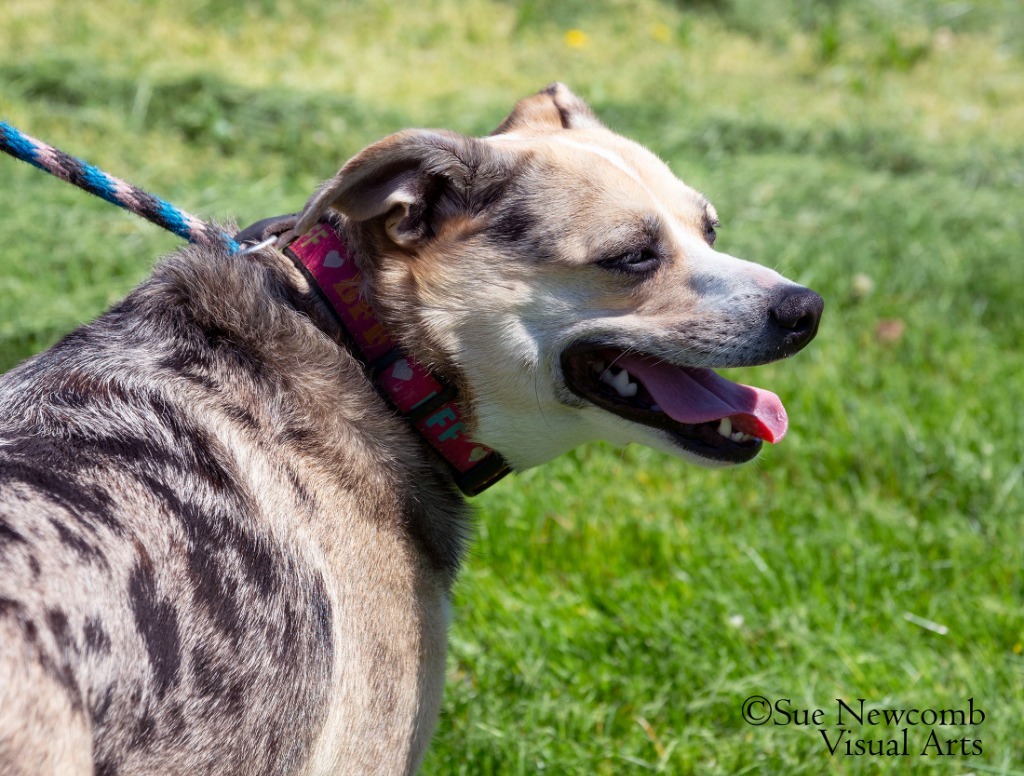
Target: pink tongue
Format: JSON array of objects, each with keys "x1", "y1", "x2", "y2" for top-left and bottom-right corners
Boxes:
[{"x1": 617, "y1": 354, "x2": 789, "y2": 443}]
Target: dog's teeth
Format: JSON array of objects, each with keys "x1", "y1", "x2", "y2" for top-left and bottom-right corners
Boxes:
[
  {"x1": 612, "y1": 369, "x2": 629, "y2": 392},
  {"x1": 615, "y1": 369, "x2": 636, "y2": 395},
  {"x1": 717, "y1": 417, "x2": 732, "y2": 438},
  {"x1": 600, "y1": 367, "x2": 638, "y2": 398}
]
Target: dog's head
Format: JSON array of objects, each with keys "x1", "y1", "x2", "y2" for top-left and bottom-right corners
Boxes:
[{"x1": 296, "y1": 84, "x2": 822, "y2": 471}]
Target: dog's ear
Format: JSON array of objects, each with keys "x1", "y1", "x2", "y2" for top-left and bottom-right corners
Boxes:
[
  {"x1": 491, "y1": 82, "x2": 603, "y2": 135},
  {"x1": 295, "y1": 129, "x2": 501, "y2": 248}
]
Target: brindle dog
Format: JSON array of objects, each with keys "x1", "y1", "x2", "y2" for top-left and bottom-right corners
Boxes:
[{"x1": 0, "y1": 84, "x2": 821, "y2": 774}]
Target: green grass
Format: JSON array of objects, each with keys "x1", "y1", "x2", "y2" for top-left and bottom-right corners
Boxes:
[{"x1": 2, "y1": 1, "x2": 1023, "y2": 772}]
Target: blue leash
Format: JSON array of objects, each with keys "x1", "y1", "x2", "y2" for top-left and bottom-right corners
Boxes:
[{"x1": 0, "y1": 120, "x2": 241, "y2": 254}]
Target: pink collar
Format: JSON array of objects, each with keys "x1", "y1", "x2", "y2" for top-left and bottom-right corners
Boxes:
[{"x1": 284, "y1": 221, "x2": 510, "y2": 496}]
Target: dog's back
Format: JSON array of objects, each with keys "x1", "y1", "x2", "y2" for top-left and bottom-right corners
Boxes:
[{"x1": 0, "y1": 242, "x2": 464, "y2": 774}]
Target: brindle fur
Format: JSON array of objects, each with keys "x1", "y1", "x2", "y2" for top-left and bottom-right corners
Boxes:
[{"x1": 0, "y1": 84, "x2": 821, "y2": 774}]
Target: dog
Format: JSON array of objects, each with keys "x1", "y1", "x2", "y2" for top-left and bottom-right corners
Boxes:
[{"x1": 0, "y1": 84, "x2": 822, "y2": 774}]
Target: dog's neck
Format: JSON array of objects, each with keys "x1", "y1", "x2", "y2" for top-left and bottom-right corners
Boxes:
[{"x1": 280, "y1": 220, "x2": 510, "y2": 496}]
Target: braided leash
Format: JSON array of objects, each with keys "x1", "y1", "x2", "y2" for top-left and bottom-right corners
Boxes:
[{"x1": 0, "y1": 120, "x2": 241, "y2": 253}]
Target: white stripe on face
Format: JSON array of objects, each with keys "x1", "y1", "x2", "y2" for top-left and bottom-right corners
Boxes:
[{"x1": 549, "y1": 136, "x2": 650, "y2": 187}]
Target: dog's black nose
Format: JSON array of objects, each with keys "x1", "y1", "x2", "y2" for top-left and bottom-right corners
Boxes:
[{"x1": 769, "y1": 286, "x2": 824, "y2": 355}]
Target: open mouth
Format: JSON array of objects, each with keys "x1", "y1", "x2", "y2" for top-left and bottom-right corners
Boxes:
[{"x1": 561, "y1": 345, "x2": 789, "y2": 464}]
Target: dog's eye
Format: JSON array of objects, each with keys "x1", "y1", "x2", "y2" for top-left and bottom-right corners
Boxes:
[
  {"x1": 704, "y1": 223, "x2": 717, "y2": 247},
  {"x1": 598, "y1": 248, "x2": 661, "y2": 276}
]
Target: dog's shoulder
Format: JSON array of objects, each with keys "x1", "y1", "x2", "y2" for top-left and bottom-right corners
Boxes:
[{"x1": 0, "y1": 240, "x2": 467, "y2": 773}]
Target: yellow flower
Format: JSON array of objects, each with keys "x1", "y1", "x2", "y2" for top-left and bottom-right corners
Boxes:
[
  {"x1": 564, "y1": 29, "x2": 589, "y2": 49},
  {"x1": 651, "y1": 23, "x2": 672, "y2": 43}
]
